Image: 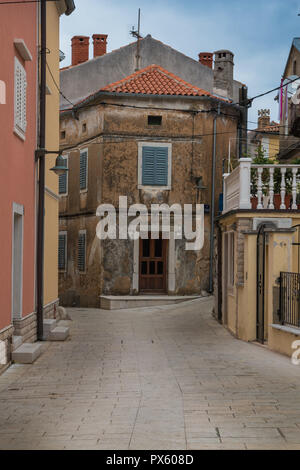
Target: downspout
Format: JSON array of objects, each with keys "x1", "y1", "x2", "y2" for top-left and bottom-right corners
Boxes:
[
  {"x1": 36, "y1": 0, "x2": 47, "y2": 340},
  {"x1": 208, "y1": 103, "x2": 220, "y2": 293}
]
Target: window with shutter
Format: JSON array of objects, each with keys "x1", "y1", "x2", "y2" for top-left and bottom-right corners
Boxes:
[
  {"x1": 59, "y1": 156, "x2": 68, "y2": 194},
  {"x1": 78, "y1": 231, "x2": 86, "y2": 272},
  {"x1": 142, "y1": 146, "x2": 168, "y2": 186},
  {"x1": 58, "y1": 233, "x2": 67, "y2": 271},
  {"x1": 80, "y1": 150, "x2": 88, "y2": 190},
  {"x1": 14, "y1": 57, "x2": 27, "y2": 138}
]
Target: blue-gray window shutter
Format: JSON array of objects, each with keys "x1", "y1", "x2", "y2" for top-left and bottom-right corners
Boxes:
[
  {"x1": 59, "y1": 158, "x2": 68, "y2": 194},
  {"x1": 58, "y1": 234, "x2": 66, "y2": 270},
  {"x1": 78, "y1": 232, "x2": 86, "y2": 272},
  {"x1": 142, "y1": 146, "x2": 168, "y2": 186},
  {"x1": 80, "y1": 151, "x2": 88, "y2": 190}
]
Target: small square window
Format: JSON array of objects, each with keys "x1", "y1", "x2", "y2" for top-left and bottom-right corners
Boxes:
[
  {"x1": 148, "y1": 115, "x2": 162, "y2": 126},
  {"x1": 60, "y1": 130, "x2": 66, "y2": 140},
  {"x1": 82, "y1": 123, "x2": 87, "y2": 133}
]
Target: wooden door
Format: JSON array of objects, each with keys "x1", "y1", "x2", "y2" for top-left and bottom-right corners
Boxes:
[{"x1": 139, "y1": 235, "x2": 167, "y2": 293}]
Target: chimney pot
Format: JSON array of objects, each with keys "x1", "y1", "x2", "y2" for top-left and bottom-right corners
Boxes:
[
  {"x1": 199, "y1": 52, "x2": 213, "y2": 69},
  {"x1": 71, "y1": 36, "x2": 89, "y2": 66},
  {"x1": 93, "y1": 34, "x2": 108, "y2": 58},
  {"x1": 258, "y1": 109, "x2": 271, "y2": 129}
]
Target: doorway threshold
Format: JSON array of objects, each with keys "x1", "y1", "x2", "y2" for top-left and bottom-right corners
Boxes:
[{"x1": 99, "y1": 295, "x2": 200, "y2": 310}]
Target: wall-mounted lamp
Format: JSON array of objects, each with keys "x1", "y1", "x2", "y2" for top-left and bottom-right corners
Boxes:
[
  {"x1": 195, "y1": 176, "x2": 207, "y2": 191},
  {"x1": 35, "y1": 149, "x2": 68, "y2": 176}
]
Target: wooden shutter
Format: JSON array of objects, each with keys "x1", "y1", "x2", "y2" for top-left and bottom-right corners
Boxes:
[
  {"x1": 154, "y1": 147, "x2": 168, "y2": 185},
  {"x1": 59, "y1": 157, "x2": 68, "y2": 194},
  {"x1": 80, "y1": 151, "x2": 88, "y2": 190},
  {"x1": 78, "y1": 232, "x2": 86, "y2": 272},
  {"x1": 142, "y1": 146, "x2": 168, "y2": 186},
  {"x1": 142, "y1": 147, "x2": 156, "y2": 185},
  {"x1": 14, "y1": 58, "x2": 27, "y2": 134},
  {"x1": 58, "y1": 234, "x2": 66, "y2": 270}
]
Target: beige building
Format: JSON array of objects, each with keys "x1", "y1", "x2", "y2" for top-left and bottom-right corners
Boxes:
[
  {"x1": 58, "y1": 64, "x2": 242, "y2": 308},
  {"x1": 249, "y1": 109, "x2": 279, "y2": 161},
  {"x1": 42, "y1": 0, "x2": 75, "y2": 321},
  {"x1": 215, "y1": 157, "x2": 300, "y2": 358}
]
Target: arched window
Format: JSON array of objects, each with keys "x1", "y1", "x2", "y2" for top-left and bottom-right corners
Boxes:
[{"x1": 293, "y1": 60, "x2": 297, "y2": 75}]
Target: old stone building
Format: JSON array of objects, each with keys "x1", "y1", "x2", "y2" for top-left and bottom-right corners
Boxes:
[{"x1": 58, "y1": 59, "x2": 244, "y2": 307}]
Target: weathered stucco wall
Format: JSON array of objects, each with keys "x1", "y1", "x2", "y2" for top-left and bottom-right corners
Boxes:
[{"x1": 59, "y1": 95, "x2": 239, "y2": 306}]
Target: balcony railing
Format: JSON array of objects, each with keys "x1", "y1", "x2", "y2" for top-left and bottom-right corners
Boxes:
[
  {"x1": 279, "y1": 272, "x2": 300, "y2": 328},
  {"x1": 223, "y1": 158, "x2": 300, "y2": 213}
]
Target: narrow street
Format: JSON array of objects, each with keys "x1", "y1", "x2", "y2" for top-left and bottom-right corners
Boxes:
[{"x1": 0, "y1": 297, "x2": 300, "y2": 450}]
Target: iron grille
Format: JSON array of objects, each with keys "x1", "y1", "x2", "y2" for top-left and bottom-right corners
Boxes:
[
  {"x1": 279, "y1": 272, "x2": 300, "y2": 328},
  {"x1": 78, "y1": 232, "x2": 86, "y2": 272}
]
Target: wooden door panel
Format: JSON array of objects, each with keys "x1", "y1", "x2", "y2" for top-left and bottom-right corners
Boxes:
[{"x1": 139, "y1": 235, "x2": 167, "y2": 293}]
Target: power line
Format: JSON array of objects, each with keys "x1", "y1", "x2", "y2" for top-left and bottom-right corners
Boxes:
[{"x1": 46, "y1": 61, "x2": 74, "y2": 107}]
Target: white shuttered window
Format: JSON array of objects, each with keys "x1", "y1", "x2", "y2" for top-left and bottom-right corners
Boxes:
[{"x1": 14, "y1": 57, "x2": 27, "y2": 137}]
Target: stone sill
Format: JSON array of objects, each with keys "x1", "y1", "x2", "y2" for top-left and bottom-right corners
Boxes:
[{"x1": 271, "y1": 323, "x2": 300, "y2": 336}]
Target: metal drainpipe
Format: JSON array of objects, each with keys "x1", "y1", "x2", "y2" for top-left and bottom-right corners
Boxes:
[
  {"x1": 36, "y1": 0, "x2": 47, "y2": 340},
  {"x1": 208, "y1": 103, "x2": 220, "y2": 293}
]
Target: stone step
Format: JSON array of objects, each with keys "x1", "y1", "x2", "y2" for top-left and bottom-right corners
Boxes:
[
  {"x1": 42, "y1": 319, "x2": 57, "y2": 340},
  {"x1": 11, "y1": 336, "x2": 23, "y2": 351},
  {"x1": 12, "y1": 343, "x2": 42, "y2": 364},
  {"x1": 49, "y1": 326, "x2": 69, "y2": 341},
  {"x1": 100, "y1": 295, "x2": 201, "y2": 310}
]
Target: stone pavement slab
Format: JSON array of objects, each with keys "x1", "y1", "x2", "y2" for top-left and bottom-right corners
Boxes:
[{"x1": 0, "y1": 297, "x2": 300, "y2": 449}]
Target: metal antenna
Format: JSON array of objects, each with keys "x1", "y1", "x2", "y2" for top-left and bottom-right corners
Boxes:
[{"x1": 130, "y1": 8, "x2": 142, "y2": 71}]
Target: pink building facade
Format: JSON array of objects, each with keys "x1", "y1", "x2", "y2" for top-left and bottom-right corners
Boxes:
[{"x1": 0, "y1": 0, "x2": 38, "y2": 369}]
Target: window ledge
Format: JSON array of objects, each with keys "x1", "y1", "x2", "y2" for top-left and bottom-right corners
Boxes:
[
  {"x1": 271, "y1": 323, "x2": 300, "y2": 336},
  {"x1": 138, "y1": 185, "x2": 171, "y2": 191},
  {"x1": 13, "y1": 126, "x2": 25, "y2": 141},
  {"x1": 14, "y1": 39, "x2": 32, "y2": 61}
]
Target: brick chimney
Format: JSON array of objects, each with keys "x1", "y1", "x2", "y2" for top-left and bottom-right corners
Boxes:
[
  {"x1": 258, "y1": 109, "x2": 270, "y2": 129},
  {"x1": 71, "y1": 36, "x2": 89, "y2": 66},
  {"x1": 199, "y1": 52, "x2": 213, "y2": 69},
  {"x1": 93, "y1": 34, "x2": 108, "y2": 58}
]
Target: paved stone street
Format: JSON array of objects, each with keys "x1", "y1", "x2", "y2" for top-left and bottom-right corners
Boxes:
[{"x1": 1, "y1": 297, "x2": 300, "y2": 450}]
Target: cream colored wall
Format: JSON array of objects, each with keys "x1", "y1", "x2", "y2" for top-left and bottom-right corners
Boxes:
[
  {"x1": 220, "y1": 213, "x2": 300, "y2": 356},
  {"x1": 268, "y1": 135, "x2": 279, "y2": 161},
  {"x1": 267, "y1": 230, "x2": 296, "y2": 357},
  {"x1": 237, "y1": 234, "x2": 257, "y2": 341},
  {"x1": 43, "y1": 2, "x2": 61, "y2": 305}
]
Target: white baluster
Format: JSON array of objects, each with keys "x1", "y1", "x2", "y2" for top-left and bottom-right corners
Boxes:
[
  {"x1": 239, "y1": 158, "x2": 252, "y2": 209},
  {"x1": 292, "y1": 167, "x2": 298, "y2": 209},
  {"x1": 269, "y1": 167, "x2": 274, "y2": 209},
  {"x1": 257, "y1": 167, "x2": 263, "y2": 209},
  {"x1": 280, "y1": 167, "x2": 286, "y2": 209}
]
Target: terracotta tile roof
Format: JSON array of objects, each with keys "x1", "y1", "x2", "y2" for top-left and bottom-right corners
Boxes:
[
  {"x1": 99, "y1": 64, "x2": 219, "y2": 98},
  {"x1": 258, "y1": 122, "x2": 280, "y2": 133}
]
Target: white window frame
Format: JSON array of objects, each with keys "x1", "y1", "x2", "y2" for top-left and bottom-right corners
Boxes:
[
  {"x1": 58, "y1": 231, "x2": 67, "y2": 272},
  {"x1": 59, "y1": 155, "x2": 68, "y2": 196},
  {"x1": 80, "y1": 148, "x2": 88, "y2": 193},
  {"x1": 11, "y1": 203, "x2": 24, "y2": 321},
  {"x1": 14, "y1": 57, "x2": 27, "y2": 140},
  {"x1": 138, "y1": 142, "x2": 172, "y2": 190},
  {"x1": 225, "y1": 231, "x2": 235, "y2": 290},
  {"x1": 78, "y1": 229, "x2": 87, "y2": 273}
]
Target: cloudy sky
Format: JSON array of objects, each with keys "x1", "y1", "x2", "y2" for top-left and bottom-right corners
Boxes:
[{"x1": 60, "y1": 0, "x2": 300, "y2": 128}]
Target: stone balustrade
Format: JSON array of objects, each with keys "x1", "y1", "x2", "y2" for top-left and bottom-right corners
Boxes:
[{"x1": 223, "y1": 158, "x2": 300, "y2": 213}]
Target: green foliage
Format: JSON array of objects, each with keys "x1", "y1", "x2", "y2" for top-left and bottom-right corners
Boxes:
[{"x1": 250, "y1": 145, "x2": 298, "y2": 197}]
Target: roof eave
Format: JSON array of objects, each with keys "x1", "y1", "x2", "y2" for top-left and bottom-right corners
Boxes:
[
  {"x1": 64, "y1": 0, "x2": 75, "y2": 15},
  {"x1": 73, "y1": 90, "x2": 240, "y2": 112}
]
